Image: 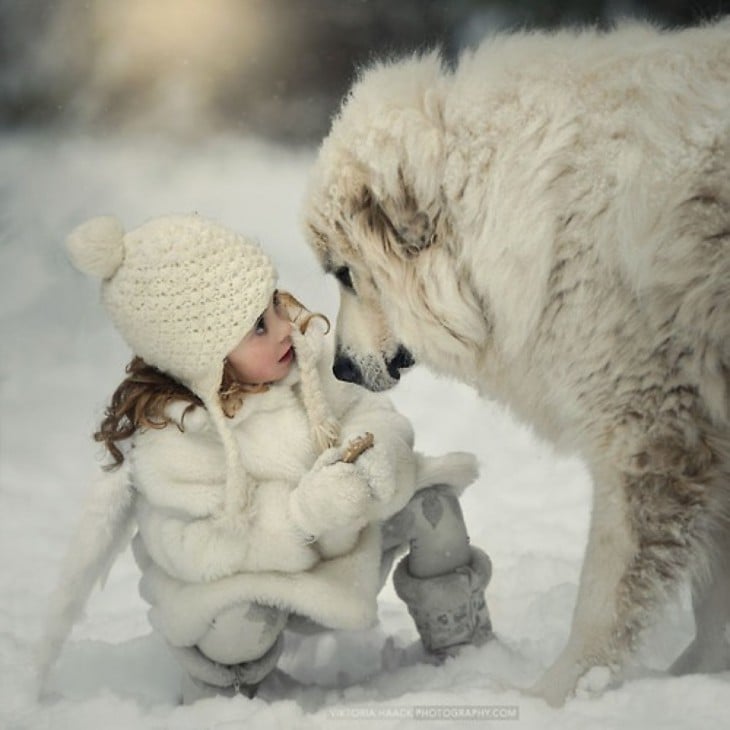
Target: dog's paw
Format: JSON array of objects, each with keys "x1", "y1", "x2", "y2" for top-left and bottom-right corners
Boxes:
[
  {"x1": 574, "y1": 665, "x2": 614, "y2": 700},
  {"x1": 527, "y1": 658, "x2": 583, "y2": 707},
  {"x1": 526, "y1": 676, "x2": 573, "y2": 708},
  {"x1": 529, "y1": 659, "x2": 620, "y2": 706}
]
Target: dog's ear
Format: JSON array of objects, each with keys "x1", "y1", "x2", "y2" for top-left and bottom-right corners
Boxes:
[
  {"x1": 357, "y1": 80, "x2": 448, "y2": 257},
  {"x1": 357, "y1": 175, "x2": 448, "y2": 258},
  {"x1": 363, "y1": 182, "x2": 426, "y2": 256},
  {"x1": 323, "y1": 51, "x2": 450, "y2": 257}
]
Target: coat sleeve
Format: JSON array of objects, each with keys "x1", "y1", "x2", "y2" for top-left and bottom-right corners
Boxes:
[{"x1": 131, "y1": 425, "x2": 321, "y2": 583}]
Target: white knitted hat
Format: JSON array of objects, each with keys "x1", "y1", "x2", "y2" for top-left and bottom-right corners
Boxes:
[
  {"x1": 67, "y1": 214, "x2": 277, "y2": 393},
  {"x1": 67, "y1": 213, "x2": 279, "y2": 519}
]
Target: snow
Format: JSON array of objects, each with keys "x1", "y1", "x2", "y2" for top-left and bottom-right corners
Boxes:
[{"x1": 1, "y1": 129, "x2": 727, "y2": 729}]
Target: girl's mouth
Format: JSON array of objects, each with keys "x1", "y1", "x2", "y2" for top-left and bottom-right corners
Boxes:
[{"x1": 279, "y1": 347, "x2": 294, "y2": 363}]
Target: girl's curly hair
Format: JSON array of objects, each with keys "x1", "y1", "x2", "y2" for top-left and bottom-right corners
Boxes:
[{"x1": 94, "y1": 290, "x2": 328, "y2": 468}]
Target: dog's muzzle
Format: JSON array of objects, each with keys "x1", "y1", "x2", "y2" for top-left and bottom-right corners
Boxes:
[{"x1": 332, "y1": 345, "x2": 415, "y2": 390}]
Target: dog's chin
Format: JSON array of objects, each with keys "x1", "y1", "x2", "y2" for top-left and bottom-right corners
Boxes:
[
  {"x1": 360, "y1": 368, "x2": 400, "y2": 392},
  {"x1": 356, "y1": 350, "x2": 415, "y2": 392},
  {"x1": 348, "y1": 356, "x2": 401, "y2": 392}
]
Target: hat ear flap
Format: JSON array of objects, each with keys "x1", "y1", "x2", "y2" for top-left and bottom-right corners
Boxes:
[{"x1": 290, "y1": 325, "x2": 340, "y2": 452}]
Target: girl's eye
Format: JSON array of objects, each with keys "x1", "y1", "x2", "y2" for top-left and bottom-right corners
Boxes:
[
  {"x1": 255, "y1": 315, "x2": 266, "y2": 335},
  {"x1": 335, "y1": 266, "x2": 354, "y2": 291}
]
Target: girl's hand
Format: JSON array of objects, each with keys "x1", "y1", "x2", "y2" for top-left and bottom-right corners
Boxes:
[
  {"x1": 288, "y1": 447, "x2": 373, "y2": 539},
  {"x1": 351, "y1": 443, "x2": 398, "y2": 504}
]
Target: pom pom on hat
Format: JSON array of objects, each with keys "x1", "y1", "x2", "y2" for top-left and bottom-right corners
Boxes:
[{"x1": 66, "y1": 216, "x2": 125, "y2": 280}]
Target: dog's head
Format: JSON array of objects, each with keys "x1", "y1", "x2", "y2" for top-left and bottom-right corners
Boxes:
[{"x1": 303, "y1": 52, "x2": 488, "y2": 391}]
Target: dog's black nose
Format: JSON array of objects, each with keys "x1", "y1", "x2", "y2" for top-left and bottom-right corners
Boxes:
[
  {"x1": 333, "y1": 353, "x2": 364, "y2": 384},
  {"x1": 386, "y1": 346, "x2": 415, "y2": 380}
]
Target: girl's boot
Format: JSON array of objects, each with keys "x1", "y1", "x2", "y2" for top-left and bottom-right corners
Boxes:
[{"x1": 393, "y1": 546, "x2": 493, "y2": 655}]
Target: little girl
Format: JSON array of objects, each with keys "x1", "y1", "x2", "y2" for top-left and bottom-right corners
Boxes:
[{"x1": 37, "y1": 213, "x2": 493, "y2": 704}]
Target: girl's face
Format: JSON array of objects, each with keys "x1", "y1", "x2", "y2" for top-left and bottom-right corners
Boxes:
[{"x1": 227, "y1": 292, "x2": 294, "y2": 385}]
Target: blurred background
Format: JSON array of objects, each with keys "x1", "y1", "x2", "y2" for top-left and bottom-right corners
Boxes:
[
  {"x1": 2, "y1": 5, "x2": 728, "y2": 724},
  {"x1": 2, "y1": 0, "x2": 729, "y2": 144}
]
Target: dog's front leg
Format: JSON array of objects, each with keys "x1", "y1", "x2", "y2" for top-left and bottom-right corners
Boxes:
[
  {"x1": 530, "y1": 463, "x2": 639, "y2": 706},
  {"x1": 671, "y1": 529, "x2": 730, "y2": 675}
]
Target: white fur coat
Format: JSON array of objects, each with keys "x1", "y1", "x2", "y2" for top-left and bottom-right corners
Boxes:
[
  {"x1": 36, "y1": 329, "x2": 478, "y2": 682},
  {"x1": 132, "y1": 367, "x2": 409, "y2": 641},
  {"x1": 129, "y1": 333, "x2": 475, "y2": 648}
]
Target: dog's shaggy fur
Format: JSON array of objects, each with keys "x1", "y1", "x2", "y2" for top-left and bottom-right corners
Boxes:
[{"x1": 303, "y1": 21, "x2": 730, "y2": 704}]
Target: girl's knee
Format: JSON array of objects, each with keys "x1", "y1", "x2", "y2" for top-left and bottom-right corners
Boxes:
[
  {"x1": 410, "y1": 485, "x2": 468, "y2": 538},
  {"x1": 410, "y1": 484, "x2": 462, "y2": 511},
  {"x1": 406, "y1": 485, "x2": 472, "y2": 578},
  {"x1": 197, "y1": 602, "x2": 288, "y2": 666}
]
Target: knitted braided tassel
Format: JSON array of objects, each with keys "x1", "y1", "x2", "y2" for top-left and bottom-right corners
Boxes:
[{"x1": 289, "y1": 325, "x2": 341, "y2": 453}]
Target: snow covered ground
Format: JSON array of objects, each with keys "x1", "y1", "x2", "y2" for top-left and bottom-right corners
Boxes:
[{"x1": 1, "y1": 130, "x2": 728, "y2": 729}]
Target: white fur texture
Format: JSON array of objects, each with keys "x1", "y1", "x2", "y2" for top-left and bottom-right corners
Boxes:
[
  {"x1": 35, "y1": 463, "x2": 135, "y2": 693},
  {"x1": 304, "y1": 20, "x2": 730, "y2": 706}
]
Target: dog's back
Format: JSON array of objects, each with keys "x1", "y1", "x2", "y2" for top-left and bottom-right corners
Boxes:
[{"x1": 442, "y1": 23, "x2": 730, "y2": 424}]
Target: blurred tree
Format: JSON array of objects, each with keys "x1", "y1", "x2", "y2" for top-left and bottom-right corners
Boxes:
[{"x1": 1, "y1": 0, "x2": 728, "y2": 142}]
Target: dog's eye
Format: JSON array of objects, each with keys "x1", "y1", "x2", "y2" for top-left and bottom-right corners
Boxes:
[{"x1": 334, "y1": 266, "x2": 355, "y2": 292}]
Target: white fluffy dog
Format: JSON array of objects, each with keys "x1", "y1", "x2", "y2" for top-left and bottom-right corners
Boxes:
[{"x1": 302, "y1": 21, "x2": 730, "y2": 705}]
